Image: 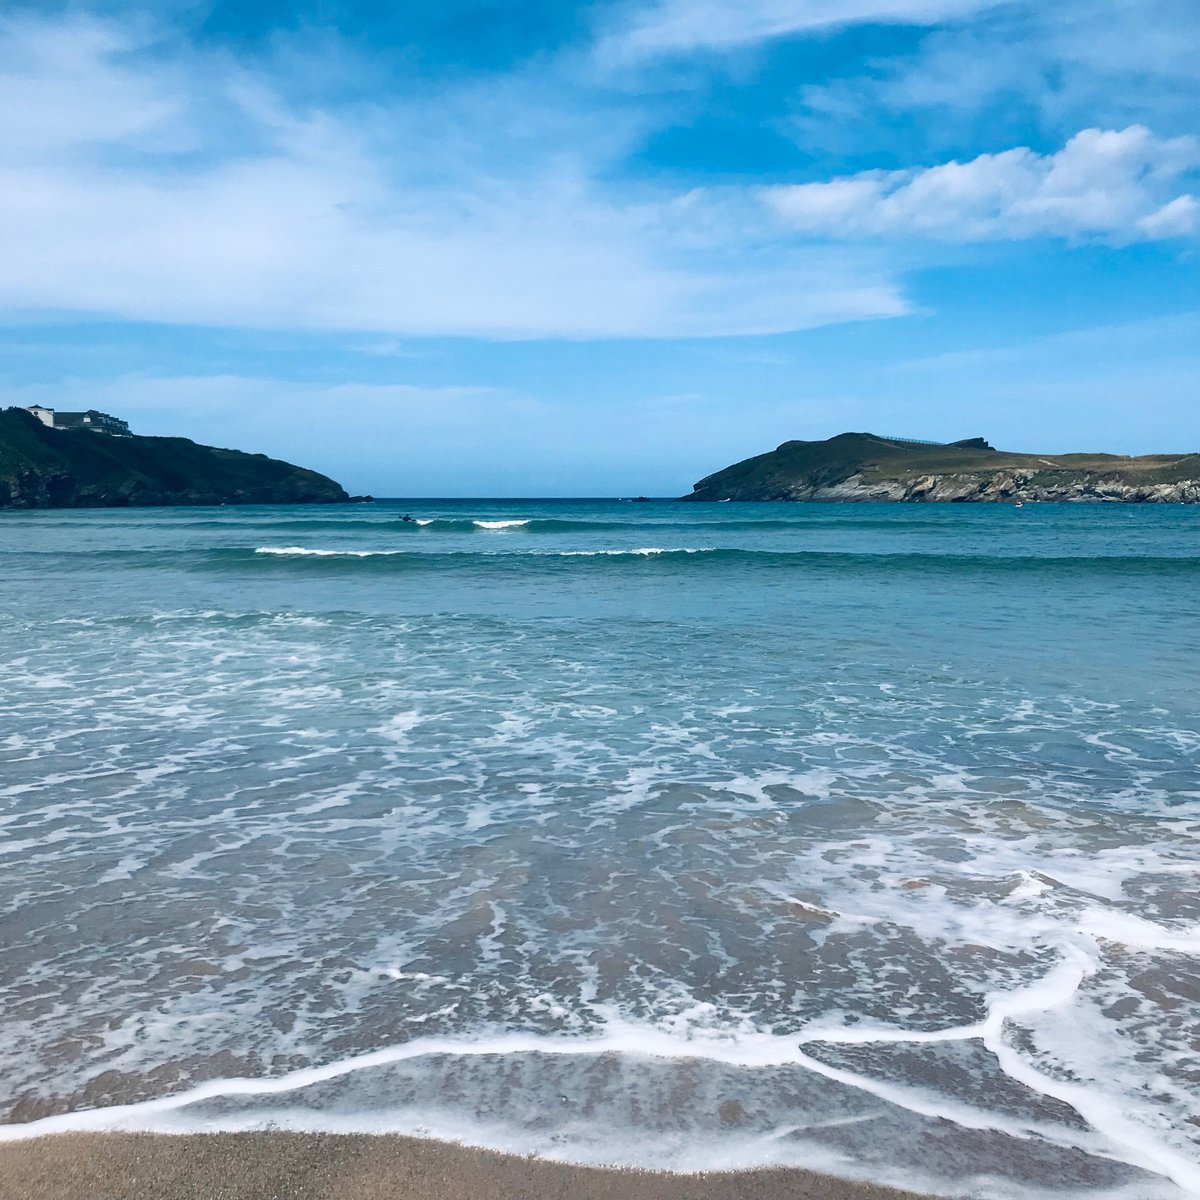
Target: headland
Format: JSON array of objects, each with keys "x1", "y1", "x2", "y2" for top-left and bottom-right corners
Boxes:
[
  {"x1": 0, "y1": 406, "x2": 351, "y2": 508},
  {"x1": 684, "y1": 433, "x2": 1200, "y2": 502}
]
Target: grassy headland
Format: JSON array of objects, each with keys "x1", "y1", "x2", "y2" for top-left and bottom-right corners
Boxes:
[{"x1": 685, "y1": 433, "x2": 1200, "y2": 503}]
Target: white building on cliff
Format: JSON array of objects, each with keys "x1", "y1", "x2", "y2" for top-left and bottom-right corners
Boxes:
[{"x1": 26, "y1": 406, "x2": 131, "y2": 436}]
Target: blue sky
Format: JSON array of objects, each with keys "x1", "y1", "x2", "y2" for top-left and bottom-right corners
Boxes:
[{"x1": 1, "y1": 0, "x2": 1197, "y2": 495}]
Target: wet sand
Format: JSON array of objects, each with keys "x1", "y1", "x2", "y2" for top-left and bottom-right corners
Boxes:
[{"x1": 0, "y1": 1132, "x2": 939, "y2": 1200}]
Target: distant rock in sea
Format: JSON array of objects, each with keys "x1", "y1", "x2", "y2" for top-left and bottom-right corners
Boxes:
[
  {"x1": 0, "y1": 407, "x2": 351, "y2": 508},
  {"x1": 684, "y1": 432, "x2": 1200, "y2": 503}
]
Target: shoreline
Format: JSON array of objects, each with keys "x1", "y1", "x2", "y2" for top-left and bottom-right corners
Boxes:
[{"x1": 0, "y1": 1132, "x2": 941, "y2": 1200}]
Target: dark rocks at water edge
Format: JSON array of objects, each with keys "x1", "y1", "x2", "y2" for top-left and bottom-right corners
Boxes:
[
  {"x1": 684, "y1": 432, "x2": 1200, "y2": 503},
  {"x1": 0, "y1": 408, "x2": 351, "y2": 508}
]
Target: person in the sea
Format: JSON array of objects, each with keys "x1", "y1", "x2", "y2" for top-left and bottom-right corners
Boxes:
[{"x1": 401, "y1": 513, "x2": 414, "y2": 523}]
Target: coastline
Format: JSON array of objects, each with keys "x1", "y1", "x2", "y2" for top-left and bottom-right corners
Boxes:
[{"x1": 0, "y1": 1132, "x2": 939, "y2": 1200}]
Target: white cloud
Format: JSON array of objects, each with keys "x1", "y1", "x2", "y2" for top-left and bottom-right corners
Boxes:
[
  {"x1": 605, "y1": 0, "x2": 1001, "y2": 57},
  {"x1": 0, "y1": 16, "x2": 182, "y2": 155},
  {"x1": 765, "y1": 127, "x2": 1200, "y2": 242},
  {"x1": 1136, "y1": 195, "x2": 1200, "y2": 238},
  {"x1": 791, "y1": 0, "x2": 1200, "y2": 159},
  {"x1": 0, "y1": 13, "x2": 908, "y2": 340}
]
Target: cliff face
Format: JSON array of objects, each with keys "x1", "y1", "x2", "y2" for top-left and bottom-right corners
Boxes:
[
  {"x1": 0, "y1": 408, "x2": 351, "y2": 508},
  {"x1": 685, "y1": 433, "x2": 1200, "y2": 503}
]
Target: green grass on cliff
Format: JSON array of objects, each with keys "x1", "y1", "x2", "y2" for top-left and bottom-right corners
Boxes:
[
  {"x1": 688, "y1": 432, "x2": 1200, "y2": 500},
  {"x1": 0, "y1": 408, "x2": 349, "y2": 507}
]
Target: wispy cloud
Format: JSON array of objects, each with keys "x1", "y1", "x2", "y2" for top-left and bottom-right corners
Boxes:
[
  {"x1": 0, "y1": 12, "x2": 908, "y2": 341},
  {"x1": 1, "y1": 3, "x2": 1193, "y2": 358},
  {"x1": 890, "y1": 310, "x2": 1200, "y2": 374},
  {"x1": 765, "y1": 127, "x2": 1200, "y2": 242},
  {"x1": 790, "y1": 0, "x2": 1200, "y2": 158},
  {"x1": 603, "y1": 0, "x2": 1001, "y2": 58}
]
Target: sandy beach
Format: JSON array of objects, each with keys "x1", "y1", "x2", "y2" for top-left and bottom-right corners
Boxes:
[{"x1": 0, "y1": 1133, "x2": 938, "y2": 1200}]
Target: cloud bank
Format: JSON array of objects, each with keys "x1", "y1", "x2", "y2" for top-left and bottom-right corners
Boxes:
[
  {"x1": 765, "y1": 127, "x2": 1200, "y2": 242},
  {"x1": 0, "y1": 3, "x2": 1194, "y2": 347},
  {"x1": 0, "y1": 13, "x2": 906, "y2": 341}
]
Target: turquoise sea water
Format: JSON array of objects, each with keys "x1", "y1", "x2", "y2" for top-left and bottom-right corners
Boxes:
[{"x1": 1, "y1": 500, "x2": 1198, "y2": 1198}]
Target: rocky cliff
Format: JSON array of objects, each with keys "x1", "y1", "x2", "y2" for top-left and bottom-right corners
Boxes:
[
  {"x1": 0, "y1": 408, "x2": 351, "y2": 508},
  {"x1": 685, "y1": 433, "x2": 1200, "y2": 503}
]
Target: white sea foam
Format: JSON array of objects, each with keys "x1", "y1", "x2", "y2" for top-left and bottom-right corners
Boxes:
[
  {"x1": 254, "y1": 544, "x2": 720, "y2": 558},
  {"x1": 4, "y1": 541, "x2": 1198, "y2": 1200},
  {"x1": 1076, "y1": 910, "x2": 1200, "y2": 954},
  {"x1": 0, "y1": 980, "x2": 1194, "y2": 1197},
  {"x1": 552, "y1": 547, "x2": 717, "y2": 556},
  {"x1": 474, "y1": 519, "x2": 530, "y2": 530},
  {"x1": 97, "y1": 855, "x2": 148, "y2": 883},
  {"x1": 255, "y1": 546, "x2": 407, "y2": 557},
  {"x1": 374, "y1": 710, "x2": 428, "y2": 742}
]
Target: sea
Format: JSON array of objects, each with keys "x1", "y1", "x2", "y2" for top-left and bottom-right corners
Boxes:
[{"x1": 1, "y1": 499, "x2": 1198, "y2": 1199}]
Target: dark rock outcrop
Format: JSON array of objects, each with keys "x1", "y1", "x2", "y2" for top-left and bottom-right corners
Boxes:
[
  {"x1": 684, "y1": 433, "x2": 1200, "y2": 503},
  {"x1": 0, "y1": 408, "x2": 351, "y2": 508}
]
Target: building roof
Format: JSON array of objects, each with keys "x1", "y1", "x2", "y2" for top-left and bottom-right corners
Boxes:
[{"x1": 23, "y1": 405, "x2": 130, "y2": 433}]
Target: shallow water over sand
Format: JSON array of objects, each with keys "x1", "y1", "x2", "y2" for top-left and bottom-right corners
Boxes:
[{"x1": 1, "y1": 500, "x2": 1198, "y2": 1198}]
